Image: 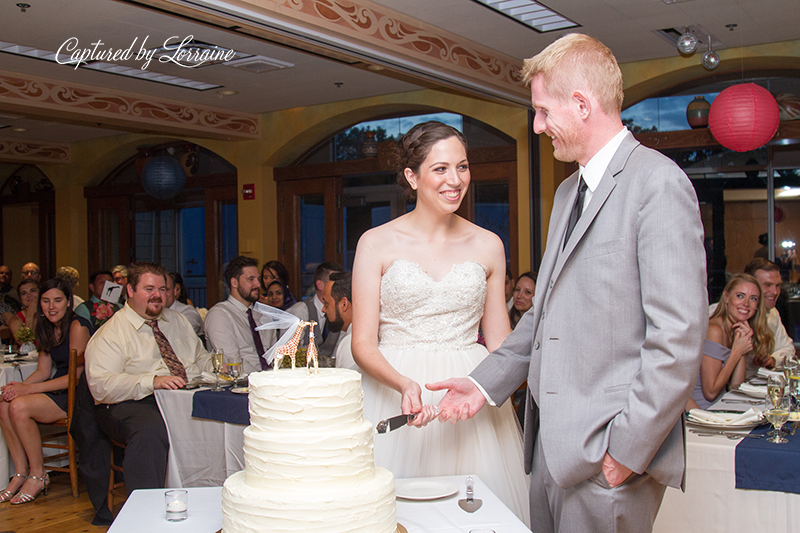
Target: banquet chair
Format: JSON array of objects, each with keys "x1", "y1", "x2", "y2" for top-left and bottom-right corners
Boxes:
[
  {"x1": 108, "y1": 439, "x2": 126, "y2": 512},
  {"x1": 40, "y1": 348, "x2": 83, "y2": 498}
]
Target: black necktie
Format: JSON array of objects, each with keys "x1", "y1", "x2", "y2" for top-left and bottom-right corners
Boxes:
[
  {"x1": 246, "y1": 308, "x2": 269, "y2": 370},
  {"x1": 564, "y1": 176, "x2": 588, "y2": 249}
]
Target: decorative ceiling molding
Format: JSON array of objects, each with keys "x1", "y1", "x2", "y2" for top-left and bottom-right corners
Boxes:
[
  {"x1": 0, "y1": 137, "x2": 70, "y2": 164},
  {"x1": 0, "y1": 71, "x2": 260, "y2": 141},
  {"x1": 157, "y1": 0, "x2": 529, "y2": 105}
]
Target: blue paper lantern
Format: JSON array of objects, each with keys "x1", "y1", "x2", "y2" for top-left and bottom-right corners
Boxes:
[{"x1": 141, "y1": 156, "x2": 186, "y2": 200}]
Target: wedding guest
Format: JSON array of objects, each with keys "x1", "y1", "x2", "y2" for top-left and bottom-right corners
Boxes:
[
  {"x1": 505, "y1": 267, "x2": 515, "y2": 311},
  {"x1": 287, "y1": 261, "x2": 343, "y2": 360},
  {"x1": 111, "y1": 265, "x2": 129, "y2": 306},
  {"x1": 690, "y1": 274, "x2": 773, "y2": 410},
  {"x1": 0, "y1": 279, "x2": 90, "y2": 504},
  {"x1": 74, "y1": 270, "x2": 120, "y2": 334},
  {"x1": 20, "y1": 263, "x2": 40, "y2": 283},
  {"x1": 205, "y1": 256, "x2": 276, "y2": 373},
  {"x1": 264, "y1": 279, "x2": 291, "y2": 310},
  {"x1": 85, "y1": 262, "x2": 211, "y2": 492},
  {"x1": 55, "y1": 266, "x2": 84, "y2": 308},
  {"x1": 260, "y1": 260, "x2": 297, "y2": 308},
  {"x1": 165, "y1": 272, "x2": 203, "y2": 339},
  {"x1": 431, "y1": 34, "x2": 707, "y2": 533},
  {"x1": 508, "y1": 271, "x2": 536, "y2": 329},
  {"x1": 0, "y1": 265, "x2": 21, "y2": 312},
  {"x1": 322, "y1": 272, "x2": 356, "y2": 371},
  {"x1": 6, "y1": 280, "x2": 40, "y2": 345}
]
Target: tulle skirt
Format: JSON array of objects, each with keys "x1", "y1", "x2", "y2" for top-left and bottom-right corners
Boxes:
[{"x1": 362, "y1": 344, "x2": 530, "y2": 526}]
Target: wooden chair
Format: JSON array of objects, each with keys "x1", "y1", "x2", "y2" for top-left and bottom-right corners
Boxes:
[
  {"x1": 41, "y1": 348, "x2": 83, "y2": 498},
  {"x1": 108, "y1": 439, "x2": 126, "y2": 512}
]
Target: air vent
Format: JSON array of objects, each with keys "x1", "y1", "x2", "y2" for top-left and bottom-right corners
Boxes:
[{"x1": 223, "y1": 56, "x2": 294, "y2": 74}]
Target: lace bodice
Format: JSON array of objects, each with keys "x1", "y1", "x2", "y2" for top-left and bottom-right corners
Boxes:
[{"x1": 378, "y1": 259, "x2": 487, "y2": 350}]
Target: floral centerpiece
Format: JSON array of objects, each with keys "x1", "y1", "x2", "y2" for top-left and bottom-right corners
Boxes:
[
  {"x1": 14, "y1": 326, "x2": 36, "y2": 355},
  {"x1": 92, "y1": 302, "x2": 116, "y2": 325}
]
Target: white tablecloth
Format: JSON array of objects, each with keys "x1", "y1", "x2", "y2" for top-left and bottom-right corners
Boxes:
[
  {"x1": 154, "y1": 389, "x2": 244, "y2": 488},
  {"x1": 0, "y1": 360, "x2": 38, "y2": 483},
  {"x1": 107, "y1": 475, "x2": 530, "y2": 533},
  {"x1": 654, "y1": 423, "x2": 800, "y2": 532}
]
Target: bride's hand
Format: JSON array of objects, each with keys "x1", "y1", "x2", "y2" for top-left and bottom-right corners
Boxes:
[{"x1": 400, "y1": 379, "x2": 429, "y2": 427}]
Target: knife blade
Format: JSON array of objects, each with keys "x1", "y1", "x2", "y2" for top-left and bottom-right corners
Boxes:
[{"x1": 375, "y1": 413, "x2": 418, "y2": 434}]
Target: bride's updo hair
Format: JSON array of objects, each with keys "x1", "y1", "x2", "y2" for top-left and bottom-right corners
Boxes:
[{"x1": 395, "y1": 121, "x2": 467, "y2": 202}]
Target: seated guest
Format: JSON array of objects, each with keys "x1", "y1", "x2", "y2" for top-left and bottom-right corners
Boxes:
[
  {"x1": 75, "y1": 270, "x2": 120, "y2": 334},
  {"x1": 111, "y1": 265, "x2": 129, "y2": 306},
  {"x1": 0, "y1": 279, "x2": 90, "y2": 504},
  {"x1": 85, "y1": 262, "x2": 211, "y2": 492},
  {"x1": 205, "y1": 256, "x2": 276, "y2": 373},
  {"x1": 260, "y1": 260, "x2": 297, "y2": 309},
  {"x1": 20, "y1": 263, "x2": 40, "y2": 283},
  {"x1": 508, "y1": 271, "x2": 536, "y2": 329},
  {"x1": 708, "y1": 258, "x2": 795, "y2": 377},
  {"x1": 55, "y1": 266, "x2": 84, "y2": 308},
  {"x1": 164, "y1": 272, "x2": 204, "y2": 339},
  {"x1": 0, "y1": 264, "x2": 21, "y2": 313},
  {"x1": 322, "y1": 272, "x2": 355, "y2": 371},
  {"x1": 690, "y1": 274, "x2": 773, "y2": 410},
  {"x1": 288, "y1": 261, "x2": 343, "y2": 360},
  {"x1": 264, "y1": 279, "x2": 294, "y2": 310},
  {"x1": 6, "y1": 280, "x2": 40, "y2": 345},
  {"x1": 505, "y1": 267, "x2": 515, "y2": 311}
]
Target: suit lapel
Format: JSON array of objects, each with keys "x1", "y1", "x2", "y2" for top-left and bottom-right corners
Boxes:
[{"x1": 549, "y1": 133, "x2": 639, "y2": 284}]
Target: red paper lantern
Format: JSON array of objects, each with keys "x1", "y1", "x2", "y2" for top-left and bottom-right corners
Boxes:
[{"x1": 708, "y1": 83, "x2": 780, "y2": 152}]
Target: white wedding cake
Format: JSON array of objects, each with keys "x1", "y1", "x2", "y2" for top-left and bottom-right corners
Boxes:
[{"x1": 221, "y1": 368, "x2": 397, "y2": 533}]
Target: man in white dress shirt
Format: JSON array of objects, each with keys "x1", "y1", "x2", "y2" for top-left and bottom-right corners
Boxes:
[
  {"x1": 709, "y1": 258, "x2": 796, "y2": 376},
  {"x1": 322, "y1": 271, "x2": 356, "y2": 371},
  {"x1": 287, "y1": 261, "x2": 343, "y2": 359},
  {"x1": 204, "y1": 256, "x2": 275, "y2": 373},
  {"x1": 164, "y1": 271, "x2": 204, "y2": 339},
  {"x1": 85, "y1": 262, "x2": 211, "y2": 491}
]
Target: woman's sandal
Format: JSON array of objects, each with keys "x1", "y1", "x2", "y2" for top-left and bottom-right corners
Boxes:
[
  {"x1": 0, "y1": 473, "x2": 28, "y2": 503},
  {"x1": 10, "y1": 473, "x2": 48, "y2": 505}
]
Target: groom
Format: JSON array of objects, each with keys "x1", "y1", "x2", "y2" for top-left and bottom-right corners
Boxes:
[{"x1": 430, "y1": 34, "x2": 707, "y2": 533}]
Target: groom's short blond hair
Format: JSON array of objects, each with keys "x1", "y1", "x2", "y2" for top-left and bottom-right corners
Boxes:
[{"x1": 521, "y1": 33, "x2": 624, "y2": 116}]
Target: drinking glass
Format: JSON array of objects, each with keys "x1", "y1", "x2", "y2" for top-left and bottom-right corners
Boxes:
[
  {"x1": 165, "y1": 489, "x2": 188, "y2": 521},
  {"x1": 767, "y1": 373, "x2": 786, "y2": 406},
  {"x1": 765, "y1": 392, "x2": 791, "y2": 444},
  {"x1": 227, "y1": 354, "x2": 243, "y2": 385},
  {"x1": 211, "y1": 348, "x2": 225, "y2": 392},
  {"x1": 787, "y1": 358, "x2": 800, "y2": 421}
]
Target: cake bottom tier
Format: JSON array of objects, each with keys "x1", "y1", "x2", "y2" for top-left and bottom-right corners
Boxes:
[{"x1": 221, "y1": 467, "x2": 396, "y2": 533}]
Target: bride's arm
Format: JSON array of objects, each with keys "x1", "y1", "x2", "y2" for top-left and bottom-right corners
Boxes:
[
  {"x1": 479, "y1": 232, "x2": 512, "y2": 352},
  {"x1": 351, "y1": 230, "x2": 427, "y2": 419}
]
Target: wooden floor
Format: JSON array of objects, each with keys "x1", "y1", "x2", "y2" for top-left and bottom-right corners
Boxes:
[{"x1": 0, "y1": 472, "x2": 125, "y2": 533}]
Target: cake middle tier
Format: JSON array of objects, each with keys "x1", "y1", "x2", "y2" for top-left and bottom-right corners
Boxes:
[{"x1": 243, "y1": 418, "x2": 376, "y2": 488}]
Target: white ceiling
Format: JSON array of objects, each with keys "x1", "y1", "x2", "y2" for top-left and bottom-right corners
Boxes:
[{"x1": 0, "y1": 0, "x2": 799, "y2": 144}]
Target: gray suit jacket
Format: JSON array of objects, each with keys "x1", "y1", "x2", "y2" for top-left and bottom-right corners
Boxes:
[{"x1": 472, "y1": 132, "x2": 707, "y2": 490}]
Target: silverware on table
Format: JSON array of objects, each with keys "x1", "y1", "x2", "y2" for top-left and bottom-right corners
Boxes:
[
  {"x1": 458, "y1": 476, "x2": 482, "y2": 513},
  {"x1": 721, "y1": 399, "x2": 762, "y2": 405},
  {"x1": 690, "y1": 429, "x2": 762, "y2": 439}
]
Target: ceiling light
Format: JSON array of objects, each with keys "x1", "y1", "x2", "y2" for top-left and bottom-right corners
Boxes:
[
  {"x1": 217, "y1": 90, "x2": 238, "y2": 96},
  {"x1": 702, "y1": 38, "x2": 720, "y2": 70},
  {"x1": 16, "y1": 3, "x2": 30, "y2": 13},
  {"x1": 473, "y1": 0, "x2": 578, "y2": 33},
  {"x1": 11, "y1": 127, "x2": 27, "y2": 132},
  {"x1": 677, "y1": 32, "x2": 698, "y2": 54}
]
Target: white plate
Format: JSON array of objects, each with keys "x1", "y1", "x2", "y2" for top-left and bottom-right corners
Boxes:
[
  {"x1": 395, "y1": 480, "x2": 459, "y2": 501},
  {"x1": 231, "y1": 387, "x2": 249, "y2": 394},
  {"x1": 686, "y1": 418, "x2": 764, "y2": 429}
]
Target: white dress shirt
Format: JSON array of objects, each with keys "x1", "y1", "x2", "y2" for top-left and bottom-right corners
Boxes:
[
  {"x1": 577, "y1": 126, "x2": 628, "y2": 213},
  {"x1": 85, "y1": 303, "x2": 211, "y2": 404},
  {"x1": 170, "y1": 300, "x2": 204, "y2": 337},
  {"x1": 334, "y1": 324, "x2": 358, "y2": 372},
  {"x1": 287, "y1": 295, "x2": 327, "y2": 331},
  {"x1": 204, "y1": 295, "x2": 276, "y2": 374}
]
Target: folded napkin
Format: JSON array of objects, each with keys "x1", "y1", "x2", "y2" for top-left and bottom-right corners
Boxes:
[
  {"x1": 688, "y1": 407, "x2": 763, "y2": 426},
  {"x1": 757, "y1": 367, "x2": 784, "y2": 379},
  {"x1": 737, "y1": 383, "x2": 767, "y2": 396}
]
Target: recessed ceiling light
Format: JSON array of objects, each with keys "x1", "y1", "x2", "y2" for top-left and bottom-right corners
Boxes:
[
  {"x1": 217, "y1": 90, "x2": 238, "y2": 96},
  {"x1": 11, "y1": 127, "x2": 27, "y2": 132}
]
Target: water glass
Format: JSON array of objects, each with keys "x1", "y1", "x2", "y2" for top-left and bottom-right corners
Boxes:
[
  {"x1": 788, "y1": 358, "x2": 800, "y2": 421},
  {"x1": 165, "y1": 489, "x2": 188, "y2": 521},
  {"x1": 765, "y1": 393, "x2": 791, "y2": 444},
  {"x1": 227, "y1": 354, "x2": 243, "y2": 384}
]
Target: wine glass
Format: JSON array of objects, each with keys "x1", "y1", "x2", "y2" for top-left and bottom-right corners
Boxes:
[
  {"x1": 765, "y1": 391, "x2": 791, "y2": 444},
  {"x1": 787, "y1": 357, "x2": 800, "y2": 421},
  {"x1": 211, "y1": 348, "x2": 225, "y2": 392}
]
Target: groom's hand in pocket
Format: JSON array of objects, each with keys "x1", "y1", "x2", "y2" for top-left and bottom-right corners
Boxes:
[{"x1": 427, "y1": 378, "x2": 487, "y2": 424}]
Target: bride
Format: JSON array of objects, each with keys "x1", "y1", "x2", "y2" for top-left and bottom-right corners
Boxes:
[{"x1": 352, "y1": 121, "x2": 530, "y2": 524}]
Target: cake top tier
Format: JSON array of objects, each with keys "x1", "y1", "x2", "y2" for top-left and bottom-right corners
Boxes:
[{"x1": 248, "y1": 368, "x2": 366, "y2": 430}]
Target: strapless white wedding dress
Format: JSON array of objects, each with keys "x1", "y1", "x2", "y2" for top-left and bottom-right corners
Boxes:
[{"x1": 361, "y1": 259, "x2": 530, "y2": 525}]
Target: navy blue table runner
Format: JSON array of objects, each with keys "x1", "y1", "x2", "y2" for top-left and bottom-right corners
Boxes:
[{"x1": 191, "y1": 389, "x2": 250, "y2": 425}]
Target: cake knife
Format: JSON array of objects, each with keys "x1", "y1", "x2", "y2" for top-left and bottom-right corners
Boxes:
[{"x1": 375, "y1": 413, "x2": 418, "y2": 434}]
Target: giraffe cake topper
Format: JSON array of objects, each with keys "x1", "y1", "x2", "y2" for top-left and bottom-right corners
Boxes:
[{"x1": 252, "y1": 304, "x2": 320, "y2": 375}]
